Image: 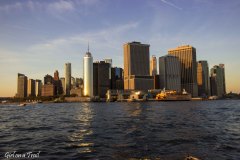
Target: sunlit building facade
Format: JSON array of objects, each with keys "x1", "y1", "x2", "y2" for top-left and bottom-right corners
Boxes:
[
  {"x1": 210, "y1": 64, "x2": 226, "y2": 97},
  {"x1": 123, "y1": 41, "x2": 153, "y2": 90},
  {"x1": 28, "y1": 79, "x2": 36, "y2": 97},
  {"x1": 197, "y1": 61, "x2": 210, "y2": 96},
  {"x1": 150, "y1": 55, "x2": 157, "y2": 76},
  {"x1": 168, "y1": 45, "x2": 198, "y2": 97},
  {"x1": 17, "y1": 73, "x2": 28, "y2": 98},
  {"x1": 83, "y1": 52, "x2": 93, "y2": 97},
  {"x1": 65, "y1": 63, "x2": 71, "y2": 96},
  {"x1": 159, "y1": 55, "x2": 181, "y2": 91}
]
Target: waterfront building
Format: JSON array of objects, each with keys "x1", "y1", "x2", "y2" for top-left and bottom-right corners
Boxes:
[
  {"x1": 71, "y1": 77, "x2": 76, "y2": 88},
  {"x1": 197, "y1": 61, "x2": 210, "y2": 97},
  {"x1": 104, "y1": 59, "x2": 112, "y2": 79},
  {"x1": 210, "y1": 64, "x2": 226, "y2": 97},
  {"x1": 76, "y1": 78, "x2": 83, "y2": 88},
  {"x1": 60, "y1": 77, "x2": 65, "y2": 95},
  {"x1": 35, "y1": 80, "x2": 42, "y2": 97},
  {"x1": 70, "y1": 88, "x2": 82, "y2": 97},
  {"x1": 150, "y1": 55, "x2": 157, "y2": 76},
  {"x1": 28, "y1": 79, "x2": 36, "y2": 97},
  {"x1": 168, "y1": 45, "x2": 198, "y2": 97},
  {"x1": 65, "y1": 63, "x2": 71, "y2": 96},
  {"x1": 53, "y1": 70, "x2": 62, "y2": 95},
  {"x1": 123, "y1": 41, "x2": 153, "y2": 90},
  {"x1": 44, "y1": 74, "x2": 53, "y2": 84},
  {"x1": 41, "y1": 84, "x2": 55, "y2": 97},
  {"x1": 159, "y1": 55, "x2": 181, "y2": 92},
  {"x1": 93, "y1": 61, "x2": 110, "y2": 98},
  {"x1": 153, "y1": 75, "x2": 160, "y2": 89},
  {"x1": 111, "y1": 67, "x2": 124, "y2": 90},
  {"x1": 83, "y1": 49, "x2": 93, "y2": 97},
  {"x1": 17, "y1": 73, "x2": 28, "y2": 98}
]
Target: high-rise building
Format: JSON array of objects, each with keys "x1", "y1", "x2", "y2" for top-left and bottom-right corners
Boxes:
[
  {"x1": 197, "y1": 61, "x2": 210, "y2": 96},
  {"x1": 53, "y1": 70, "x2": 62, "y2": 95},
  {"x1": 42, "y1": 84, "x2": 55, "y2": 97},
  {"x1": 159, "y1": 55, "x2": 181, "y2": 91},
  {"x1": 71, "y1": 77, "x2": 76, "y2": 88},
  {"x1": 111, "y1": 67, "x2": 123, "y2": 90},
  {"x1": 60, "y1": 77, "x2": 65, "y2": 95},
  {"x1": 104, "y1": 59, "x2": 112, "y2": 79},
  {"x1": 44, "y1": 74, "x2": 53, "y2": 84},
  {"x1": 210, "y1": 64, "x2": 226, "y2": 97},
  {"x1": 28, "y1": 79, "x2": 36, "y2": 97},
  {"x1": 83, "y1": 50, "x2": 93, "y2": 97},
  {"x1": 65, "y1": 63, "x2": 71, "y2": 96},
  {"x1": 168, "y1": 45, "x2": 198, "y2": 97},
  {"x1": 54, "y1": 70, "x2": 59, "y2": 81},
  {"x1": 17, "y1": 73, "x2": 28, "y2": 98},
  {"x1": 150, "y1": 55, "x2": 157, "y2": 76},
  {"x1": 35, "y1": 80, "x2": 42, "y2": 97},
  {"x1": 93, "y1": 61, "x2": 110, "y2": 98},
  {"x1": 123, "y1": 41, "x2": 153, "y2": 90}
]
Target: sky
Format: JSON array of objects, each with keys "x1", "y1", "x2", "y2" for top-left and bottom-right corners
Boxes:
[{"x1": 0, "y1": 0, "x2": 240, "y2": 97}]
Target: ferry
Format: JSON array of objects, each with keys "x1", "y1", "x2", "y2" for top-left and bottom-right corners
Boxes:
[{"x1": 156, "y1": 89, "x2": 191, "y2": 101}]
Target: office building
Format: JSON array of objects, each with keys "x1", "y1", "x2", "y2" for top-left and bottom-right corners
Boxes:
[
  {"x1": 60, "y1": 77, "x2": 65, "y2": 95},
  {"x1": 35, "y1": 80, "x2": 42, "y2": 97},
  {"x1": 27, "y1": 79, "x2": 36, "y2": 97},
  {"x1": 197, "y1": 61, "x2": 210, "y2": 96},
  {"x1": 41, "y1": 84, "x2": 55, "y2": 97},
  {"x1": 65, "y1": 63, "x2": 71, "y2": 96},
  {"x1": 210, "y1": 64, "x2": 226, "y2": 97},
  {"x1": 159, "y1": 55, "x2": 181, "y2": 91},
  {"x1": 150, "y1": 55, "x2": 157, "y2": 76},
  {"x1": 53, "y1": 70, "x2": 62, "y2": 95},
  {"x1": 17, "y1": 73, "x2": 28, "y2": 98},
  {"x1": 104, "y1": 59, "x2": 112, "y2": 79},
  {"x1": 153, "y1": 75, "x2": 160, "y2": 89},
  {"x1": 93, "y1": 61, "x2": 110, "y2": 98},
  {"x1": 111, "y1": 67, "x2": 123, "y2": 90},
  {"x1": 168, "y1": 45, "x2": 198, "y2": 97},
  {"x1": 123, "y1": 41, "x2": 153, "y2": 90},
  {"x1": 83, "y1": 49, "x2": 93, "y2": 97},
  {"x1": 44, "y1": 74, "x2": 53, "y2": 84}
]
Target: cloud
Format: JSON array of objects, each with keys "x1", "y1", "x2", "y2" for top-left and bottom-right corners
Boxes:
[
  {"x1": 47, "y1": 0, "x2": 75, "y2": 12},
  {"x1": 28, "y1": 21, "x2": 139, "y2": 53},
  {"x1": 0, "y1": 0, "x2": 100, "y2": 13},
  {"x1": 161, "y1": 0, "x2": 182, "y2": 10}
]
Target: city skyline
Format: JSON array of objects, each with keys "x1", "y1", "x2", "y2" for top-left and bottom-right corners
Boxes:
[{"x1": 1, "y1": 0, "x2": 240, "y2": 96}]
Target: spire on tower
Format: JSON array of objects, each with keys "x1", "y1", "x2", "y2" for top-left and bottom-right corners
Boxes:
[{"x1": 88, "y1": 42, "x2": 89, "y2": 52}]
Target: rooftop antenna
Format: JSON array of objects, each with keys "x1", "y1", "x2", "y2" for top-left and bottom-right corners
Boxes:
[{"x1": 88, "y1": 41, "x2": 89, "y2": 52}]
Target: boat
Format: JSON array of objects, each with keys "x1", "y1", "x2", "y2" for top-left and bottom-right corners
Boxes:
[
  {"x1": 156, "y1": 89, "x2": 191, "y2": 101},
  {"x1": 18, "y1": 103, "x2": 27, "y2": 107},
  {"x1": 184, "y1": 155, "x2": 200, "y2": 160}
]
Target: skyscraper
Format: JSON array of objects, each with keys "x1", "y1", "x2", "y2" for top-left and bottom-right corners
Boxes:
[
  {"x1": 35, "y1": 80, "x2": 42, "y2": 97},
  {"x1": 93, "y1": 61, "x2": 110, "y2": 98},
  {"x1": 197, "y1": 61, "x2": 210, "y2": 96},
  {"x1": 104, "y1": 58, "x2": 112, "y2": 79},
  {"x1": 159, "y1": 55, "x2": 181, "y2": 91},
  {"x1": 60, "y1": 77, "x2": 65, "y2": 95},
  {"x1": 123, "y1": 41, "x2": 153, "y2": 90},
  {"x1": 210, "y1": 64, "x2": 226, "y2": 97},
  {"x1": 111, "y1": 67, "x2": 124, "y2": 90},
  {"x1": 168, "y1": 45, "x2": 198, "y2": 97},
  {"x1": 150, "y1": 55, "x2": 157, "y2": 76},
  {"x1": 83, "y1": 49, "x2": 93, "y2": 97},
  {"x1": 17, "y1": 73, "x2": 28, "y2": 98},
  {"x1": 28, "y1": 79, "x2": 36, "y2": 97},
  {"x1": 65, "y1": 63, "x2": 71, "y2": 96}
]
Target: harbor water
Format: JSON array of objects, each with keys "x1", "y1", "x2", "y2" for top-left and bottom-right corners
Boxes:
[{"x1": 0, "y1": 100, "x2": 240, "y2": 159}]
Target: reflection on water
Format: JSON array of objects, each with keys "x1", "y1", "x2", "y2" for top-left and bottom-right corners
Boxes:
[
  {"x1": 0, "y1": 100, "x2": 240, "y2": 159},
  {"x1": 68, "y1": 103, "x2": 94, "y2": 154}
]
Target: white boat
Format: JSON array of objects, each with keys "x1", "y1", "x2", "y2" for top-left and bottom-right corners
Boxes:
[{"x1": 18, "y1": 103, "x2": 27, "y2": 107}]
